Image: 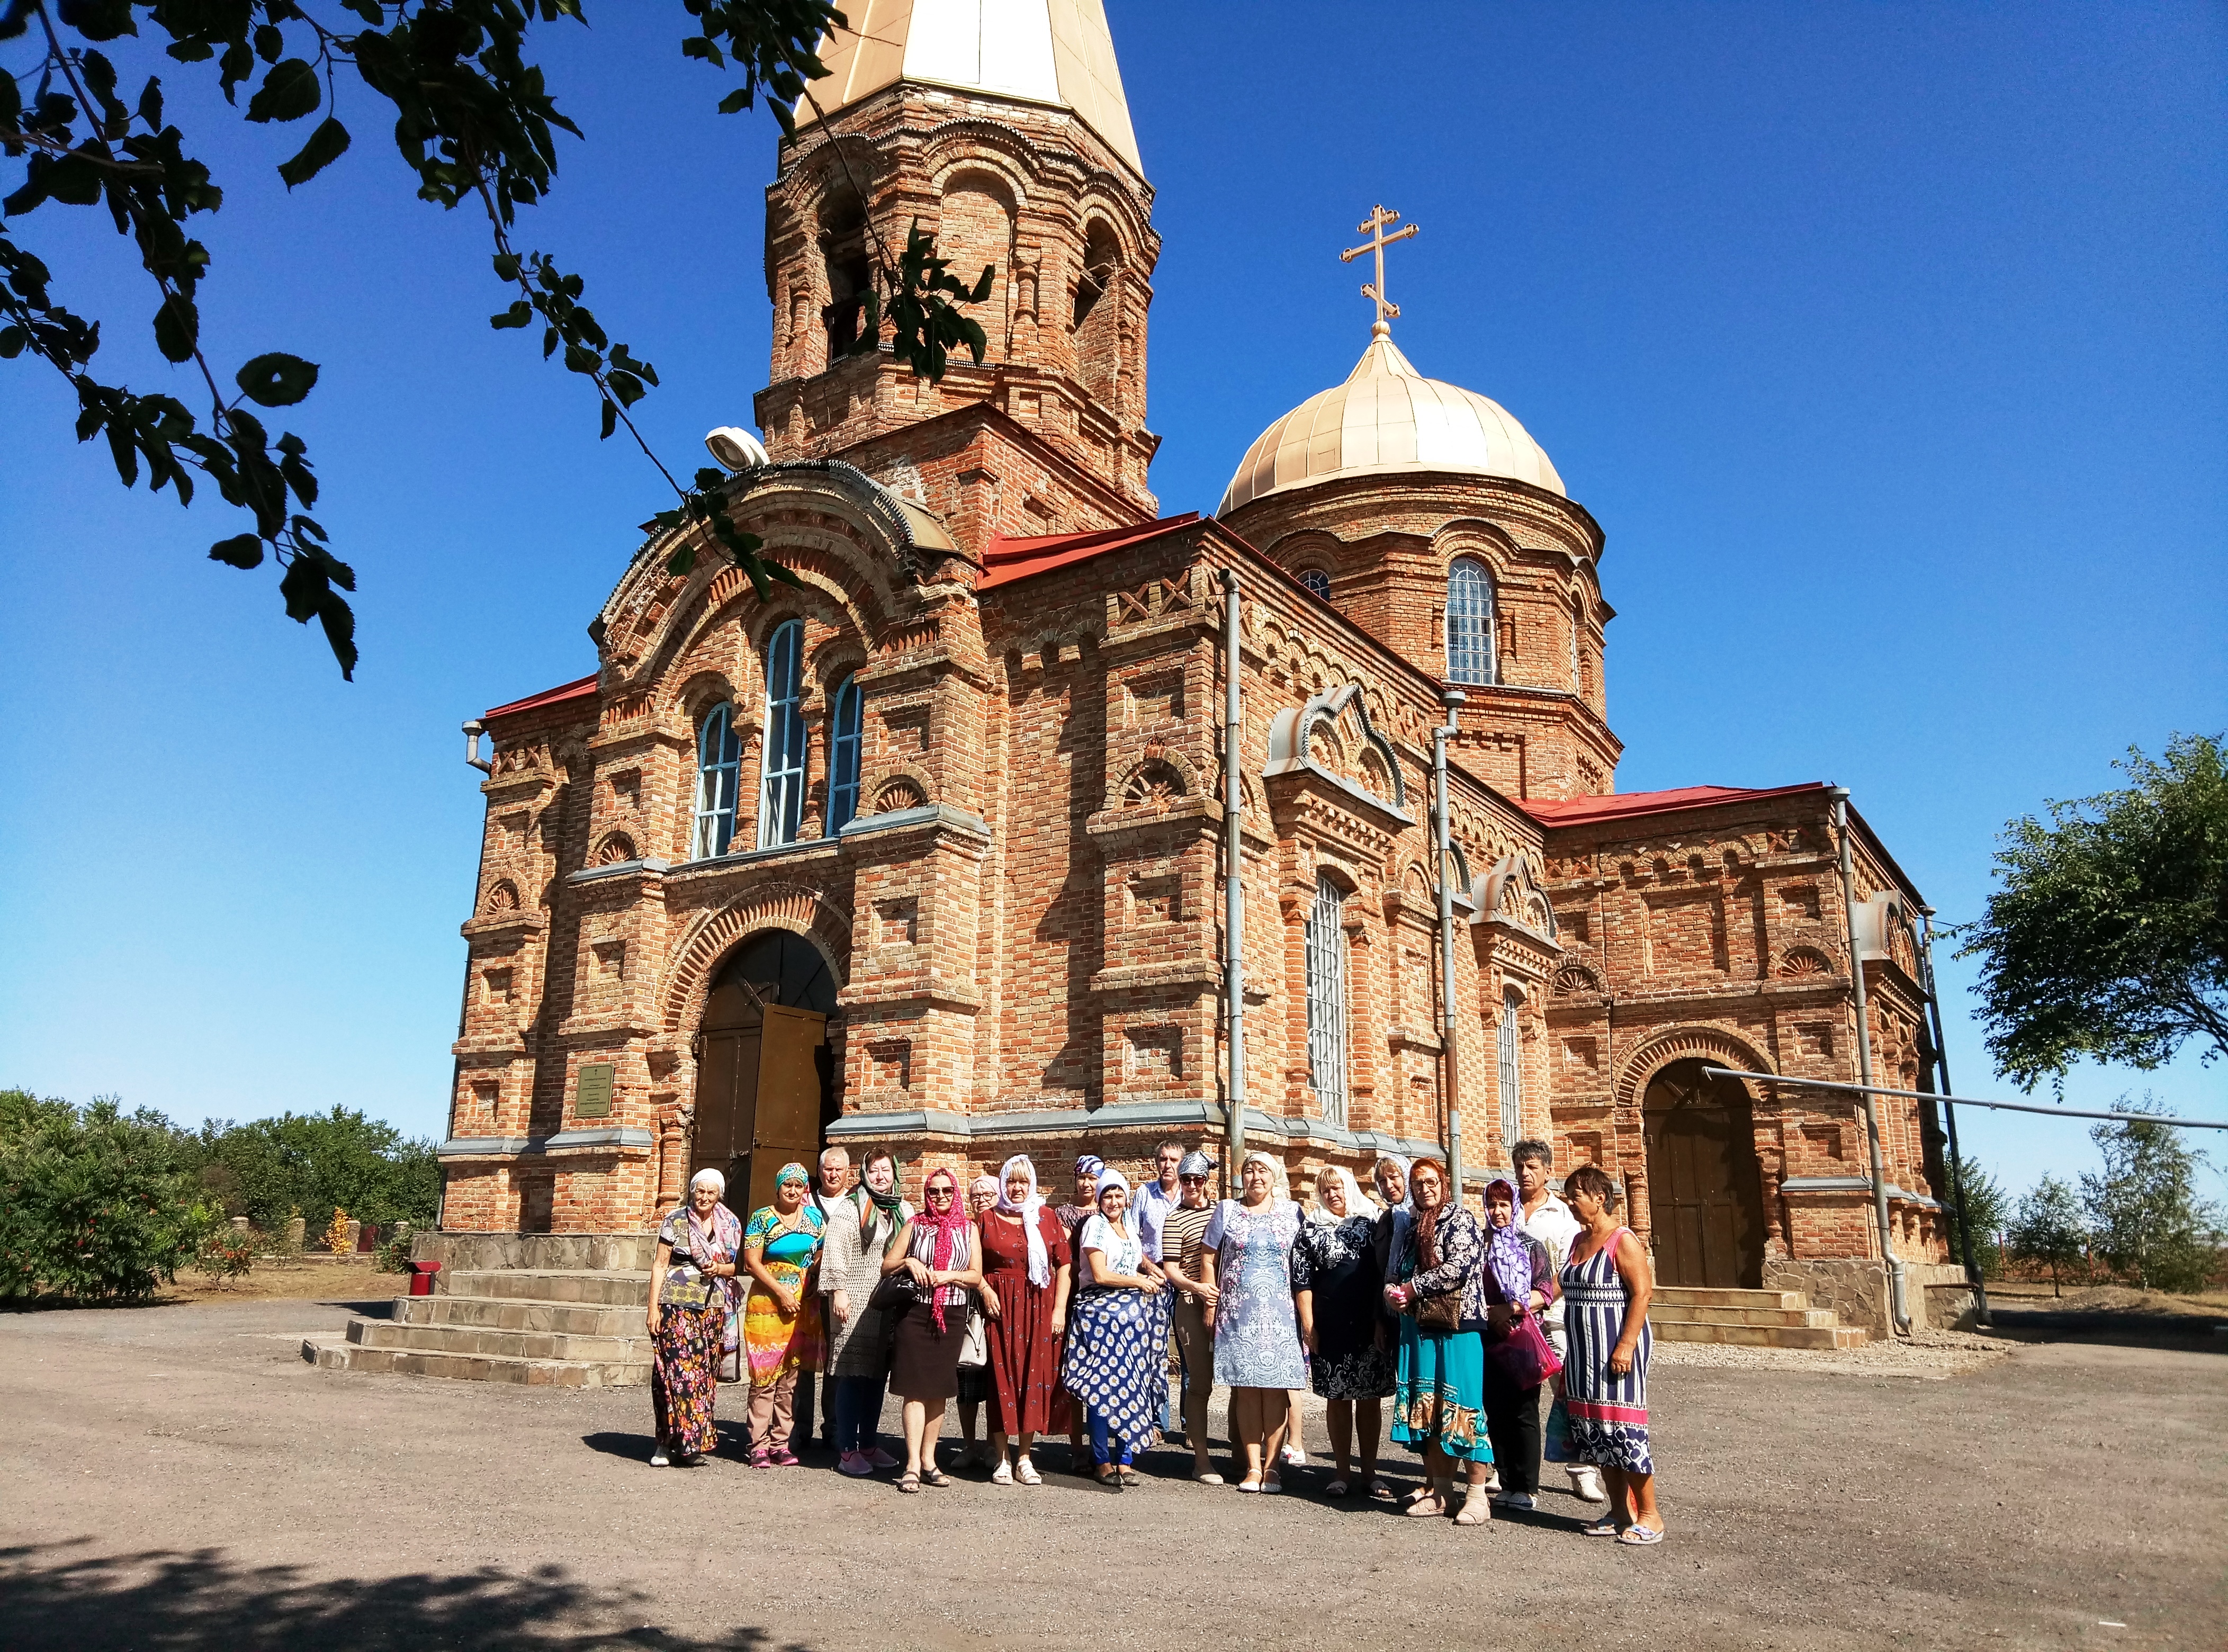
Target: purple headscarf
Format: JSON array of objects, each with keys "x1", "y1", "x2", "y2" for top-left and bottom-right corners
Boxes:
[{"x1": 1482, "y1": 1178, "x2": 1533, "y2": 1306}]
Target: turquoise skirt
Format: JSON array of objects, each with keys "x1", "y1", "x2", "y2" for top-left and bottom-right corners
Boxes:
[{"x1": 1390, "y1": 1322, "x2": 1494, "y2": 1464}]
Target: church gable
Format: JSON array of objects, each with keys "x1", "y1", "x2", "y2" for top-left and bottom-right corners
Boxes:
[{"x1": 1265, "y1": 681, "x2": 1411, "y2": 824}]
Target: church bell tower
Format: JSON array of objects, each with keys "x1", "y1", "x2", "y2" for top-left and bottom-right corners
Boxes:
[{"x1": 752, "y1": 0, "x2": 1163, "y2": 537}]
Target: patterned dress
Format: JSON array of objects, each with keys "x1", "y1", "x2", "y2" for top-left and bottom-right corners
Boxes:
[
  {"x1": 1293, "y1": 1213, "x2": 1396, "y2": 1400},
  {"x1": 1389, "y1": 1206, "x2": 1494, "y2": 1465},
  {"x1": 823, "y1": 1196, "x2": 910, "y2": 1379},
  {"x1": 1204, "y1": 1199, "x2": 1309, "y2": 1389},
  {"x1": 980, "y1": 1206, "x2": 1073, "y2": 1435},
  {"x1": 651, "y1": 1201, "x2": 742, "y2": 1457},
  {"x1": 1560, "y1": 1226, "x2": 1653, "y2": 1474},
  {"x1": 1059, "y1": 1215, "x2": 1169, "y2": 1453},
  {"x1": 742, "y1": 1204, "x2": 825, "y2": 1385}
]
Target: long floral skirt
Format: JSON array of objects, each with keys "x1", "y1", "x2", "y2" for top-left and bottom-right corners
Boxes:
[
  {"x1": 1059, "y1": 1287, "x2": 1168, "y2": 1455},
  {"x1": 1390, "y1": 1322, "x2": 1494, "y2": 1465},
  {"x1": 652, "y1": 1300, "x2": 722, "y2": 1457}
]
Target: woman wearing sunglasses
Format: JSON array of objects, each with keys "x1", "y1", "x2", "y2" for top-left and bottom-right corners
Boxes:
[{"x1": 879, "y1": 1166, "x2": 984, "y2": 1492}]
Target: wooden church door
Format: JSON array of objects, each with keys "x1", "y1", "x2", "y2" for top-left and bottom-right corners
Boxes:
[
  {"x1": 690, "y1": 933, "x2": 836, "y2": 1214},
  {"x1": 1640, "y1": 1059, "x2": 1766, "y2": 1289}
]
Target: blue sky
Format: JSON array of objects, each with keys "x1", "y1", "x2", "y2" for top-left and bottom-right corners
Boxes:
[{"x1": 3, "y1": 2, "x2": 2222, "y2": 1204}]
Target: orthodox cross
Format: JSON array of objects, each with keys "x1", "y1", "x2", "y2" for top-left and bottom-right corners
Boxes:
[{"x1": 1341, "y1": 204, "x2": 1420, "y2": 331}]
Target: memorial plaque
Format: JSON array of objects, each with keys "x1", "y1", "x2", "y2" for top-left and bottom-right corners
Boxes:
[{"x1": 574, "y1": 1062, "x2": 615, "y2": 1120}]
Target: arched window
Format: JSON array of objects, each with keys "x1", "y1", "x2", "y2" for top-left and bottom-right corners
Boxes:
[
  {"x1": 1298, "y1": 567, "x2": 1333, "y2": 604},
  {"x1": 691, "y1": 704, "x2": 742, "y2": 859},
  {"x1": 758, "y1": 620, "x2": 807, "y2": 849},
  {"x1": 827, "y1": 672, "x2": 863, "y2": 836},
  {"x1": 1446, "y1": 558, "x2": 1496, "y2": 686},
  {"x1": 1497, "y1": 986, "x2": 1524, "y2": 1148},
  {"x1": 1305, "y1": 873, "x2": 1350, "y2": 1126}
]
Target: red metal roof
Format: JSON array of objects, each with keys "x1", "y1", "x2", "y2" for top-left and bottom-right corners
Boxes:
[
  {"x1": 976, "y1": 512, "x2": 1200, "y2": 591},
  {"x1": 1520, "y1": 782, "x2": 1829, "y2": 828},
  {"x1": 483, "y1": 672, "x2": 599, "y2": 721}
]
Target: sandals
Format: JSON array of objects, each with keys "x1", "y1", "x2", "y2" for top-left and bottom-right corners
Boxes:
[
  {"x1": 1368, "y1": 1478, "x2": 1396, "y2": 1501},
  {"x1": 1618, "y1": 1523, "x2": 1666, "y2": 1546},
  {"x1": 896, "y1": 1471, "x2": 921, "y2": 1494},
  {"x1": 1014, "y1": 1457, "x2": 1043, "y2": 1486},
  {"x1": 1581, "y1": 1516, "x2": 1623, "y2": 1537},
  {"x1": 919, "y1": 1465, "x2": 951, "y2": 1488},
  {"x1": 1323, "y1": 1478, "x2": 1350, "y2": 1497},
  {"x1": 1404, "y1": 1491, "x2": 1447, "y2": 1518}
]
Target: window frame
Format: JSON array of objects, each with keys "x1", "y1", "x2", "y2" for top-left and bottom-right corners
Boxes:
[
  {"x1": 757, "y1": 618, "x2": 808, "y2": 850},
  {"x1": 1446, "y1": 557, "x2": 1496, "y2": 686},
  {"x1": 1304, "y1": 872, "x2": 1351, "y2": 1127},
  {"x1": 1497, "y1": 985, "x2": 1524, "y2": 1148},
  {"x1": 690, "y1": 703, "x2": 742, "y2": 860},
  {"x1": 1297, "y1": 567, "x2": 1333, "y2": 604},
  {"x1": 826, "y1": 671, "x2": 863, "y2": 837}
]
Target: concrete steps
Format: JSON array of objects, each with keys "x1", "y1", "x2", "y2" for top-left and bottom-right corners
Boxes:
[
  {"x1": 301, "y1": 1332, "x2": 646, "y2": 1387},
  {"x1": 1647, "y1": 1285, "x2": 1868, "y2": 1350}
]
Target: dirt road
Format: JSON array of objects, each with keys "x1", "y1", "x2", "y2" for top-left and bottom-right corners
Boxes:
[{"x1": 3, "y1": 1296, "x2": 2219, "y2": 1650}]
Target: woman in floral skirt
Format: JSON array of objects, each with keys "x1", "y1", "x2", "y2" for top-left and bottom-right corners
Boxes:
[{"x1": 646, "y1": 1168, "x2": 743, "y2": 1467}]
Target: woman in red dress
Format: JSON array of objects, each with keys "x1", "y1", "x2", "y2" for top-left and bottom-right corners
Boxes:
[{"x1": 977, "y1": 1154, "x2": 1073, "y2": 1486}]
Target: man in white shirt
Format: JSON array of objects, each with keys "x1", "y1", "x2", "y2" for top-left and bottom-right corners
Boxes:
[
  {"x1": 802, "y1": 1145, "x2": 852, "y2": 1453},
  {"x1": 1513, "y1": 1137, "x2": 1605, "y2": 1505}
]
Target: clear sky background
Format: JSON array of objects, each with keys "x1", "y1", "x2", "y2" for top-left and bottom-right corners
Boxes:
[{"x1": 3, "y1": 2, "x2": 2223, "y2": 1205}]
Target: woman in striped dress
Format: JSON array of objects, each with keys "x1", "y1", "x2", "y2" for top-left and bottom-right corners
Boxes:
[{"x1": 1559, "y1": 1163, "x2": 1664, "y2": 1545}]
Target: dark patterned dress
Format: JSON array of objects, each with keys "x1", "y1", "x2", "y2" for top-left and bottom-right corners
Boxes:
[
  {"x1": 1293, "y1": 1214, "x2": 1396, "y2": 1400},
  {"x1": 1560, "y1": 1226, "x2": 1654, "y2": 1474},
  {"x1": 651, "y1": 1202, "x2": 742, "y2": 1457},
  {"x1": 980, "y1": 1205, "x2": 1072, "y2": 1435}
]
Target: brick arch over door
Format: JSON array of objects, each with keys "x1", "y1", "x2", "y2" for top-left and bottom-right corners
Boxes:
[
  {"x1": 1616, "y1": 1027, "x2": 1775, "y2": 1290},
  {"x1": 1611, "y1": 1025, "x2": 1776, "y2": 1113},
  {"x1": 660, "y1": 884, "x2": 852, "y2": 1037}
]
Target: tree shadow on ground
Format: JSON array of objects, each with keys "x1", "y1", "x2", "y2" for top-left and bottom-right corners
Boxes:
[
  {"x1": 1981, "y1": 1303, "x2": 2227, "y2": 1353},
  {"x1": 2, "y1": 1540, "x2": 811, "y2": 1652}
]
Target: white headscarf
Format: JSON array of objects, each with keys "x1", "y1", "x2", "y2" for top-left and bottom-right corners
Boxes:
[
  {"x1": 995, "y1": 1154, "x2": 1052, "y2": 1288},
  {"x1": 689, "y1": 1167, "x2": 725, "y2": 1197},
  {"x1": 1238, "y1": 1150, "x2": 1283, "y2": 1207},
  {"x1": 1311, "y1": 1164, "x2": 1379, "y2": 1226}
]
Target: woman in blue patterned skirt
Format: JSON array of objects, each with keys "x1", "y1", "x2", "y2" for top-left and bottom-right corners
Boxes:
[
  {"x1": 1058, "y1": 1169, "x2": 1166, "y2": 1487},
  {"x1": 1559, "y1": 1163, "x2": 1664, "y2": 1545}
]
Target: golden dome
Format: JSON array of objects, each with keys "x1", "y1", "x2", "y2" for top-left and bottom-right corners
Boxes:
[{"x1": 1217, "y1": 325, "x2": 1564, "y2": 515}]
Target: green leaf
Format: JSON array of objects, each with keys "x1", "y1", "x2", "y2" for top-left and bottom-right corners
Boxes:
[
  {"x1": 490, "y1": 301, "x2": 533, "y2": 329},
  {"x1": 276, "y1": 116, "x2": 351, "y2": 188},
  {"x1": 136, "y1": 76, "x2": 162, "y2": 131},
  {"x1": 253, "y1": 23, "x2": 283, "y2": 64},
  {"x1": 667, "y1": 544, "x2": 698, "y2": 577},
  {"x1": 209, "y1": 534, "x2": 265, "y2": 569},
  {"x1": 56, "y1": 0, "x2": 137, "y2": 42},
  {"x1": 152, "y1": 295, "x2": 197, "y2": 364},
  {"x1": 0, "y1": 326, "x2": 23, "y2": 359},
  {"x1": 599, "y1": 397, "x2": 617, "y2": 439},
  {"x1": 235, "y1": 353, "x2": 320, "y2": 407},
  {"x1": 717, "y1": 88, "x2": 751, "y2": 115},
  {"x1": 245, "y1": 59, "x2": 321, "y2": 124},
  {"x1": 492, "y1": 252, "x2": 521, "y2": 282}
]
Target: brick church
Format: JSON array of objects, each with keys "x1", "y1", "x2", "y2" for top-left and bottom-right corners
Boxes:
[{"x1": 433, "y1": 0, "x2": 1961, "y2": 1335}]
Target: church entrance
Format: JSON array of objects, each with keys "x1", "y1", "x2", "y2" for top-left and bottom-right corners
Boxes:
[
  {"x1": 691, "y1": 930, "x2": 840, "y2": 1216},
  {"x1": 1640, "y1": 1058, "x2": 1766, "y2": 1289}
]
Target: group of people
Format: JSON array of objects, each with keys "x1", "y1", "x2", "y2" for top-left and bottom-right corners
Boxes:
[{"x1": 644, "y1": 1136, "x2": 1665, "y2": 1542}]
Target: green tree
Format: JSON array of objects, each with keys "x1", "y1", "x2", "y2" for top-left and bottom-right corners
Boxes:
[
  {"x1": 0, "y1": 1088, "x2": 214, "y2": 1301},
  {"x1": 2079, "y1": 1102, "x2": 2222, "y2": 1293},
  {"x1": 183, "y1": 1106, "x2": 439, "y2": 1236},
  {"x1": 2, "y1": 1, "x2": 993, "y2": 677},
  {"x1": 2006, "y1": 1173, "x2": 2088, "y2": 1297},
  {"x1": 1960, "y1": 733, "x2": 2228, "y2": 1088},
  {"x1": 1939, "y1": 1153, "x2": 2009, "y2": 1278}
]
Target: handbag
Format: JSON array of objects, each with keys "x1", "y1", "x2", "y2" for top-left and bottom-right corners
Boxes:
[
  {"x1": 1414, "y1": 1289, "x2": 1462, "y2": 1333},
  {"x1": 866, "y1": 1268, "x2": 914, "y2": 1315},
  {"x1": 1484, "y1": 1308, "x2": 1562, "y2": 1387}
]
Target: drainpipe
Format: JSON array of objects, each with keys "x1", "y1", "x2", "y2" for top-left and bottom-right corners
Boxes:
[
  {"x1": 1918, "y1": 906, "x2": 1992, "y2": 1328},
  {"x1": 1434, "y1": 688, "x2": 1465, "y2": 1200},
  {"x1": 1830, "y1": 786, "x2": 1909, "y2": 1336},
  {"x1": 1222, "y1": 570, "x2": 1246, "y2": 1200},
  {"x1": 443, "y1": 720, "x2": 496, "y2": 1232}
]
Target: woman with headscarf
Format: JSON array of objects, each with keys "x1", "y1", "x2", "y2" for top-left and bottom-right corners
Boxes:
[
  {"x1": 822, "y1": 1146, "x2": 911, "y2": 1477},
  {"x1": 740, "y1": 1162, "x2": 827, "y2": 1467},
  {"x1": 976, "y1": 1154, "x2": 1073, "y2": 1485},
  {"x1": 645, "y1": 1167, "x2": 743, "y2": 1467},
  {"x1": 1477, "y1": 1177, "x2": 1559, "y2": 1511},
  {"x1": 1058, "y1": 1168, "x2": 1167, "y2": 1486},
  {"x1": 1295, "y1": 1164, "x2": 1395, "y2": 1498},
  {"x1": 880, "y1": 1165, "x2": 984, "y2": 1492},
  {"x1": 1384, "y1": 1156, "x2": 1497, "y2": 1524},
  {"x1": 1200, "y1": 1150, "x2": 1310, "y2": 1493},
  {"x1": 1053, "y1": 1153, "x2": 1104, "y2": 1471}
]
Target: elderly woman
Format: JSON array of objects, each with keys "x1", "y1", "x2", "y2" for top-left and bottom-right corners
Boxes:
[
  {"x1": 881, "y1": 1166, "x2": 984, "y2": 1492},
  {"x1": 823, "y1": 1147, "x2": 910, "y2": 1476},
  {"x1": 741, "y1": 1162, "x2": 826, "y2": 1467},
  {"x1": 646, "y1": 1168, "x2": 742, "y2": 1467},
  {"x1": 1561, "y1": 1163, "x2": 1663, "y2": 1544},
  {"x1": 1296, "y1": 1165, "x2": 1394, "y2": 1498},
  {"x1": 1385, "y1": 1156, "x2": 1496, "y2": 1524},
  {"x1": 953, "y1": 1174, "x2": 1001, "y2": 1469},
  {"x1": 1201, "y1": 1151, "x2": 1309, "y2": 1493},
  {"x1": 1059, "y1": 1169, "x2": 1166, "y2": 1487},
  {"x1": 978, "y1": 1154, "x2": 1073, "y2": 1486},
  {"x1": 1477, "y1": 1177, "x2": 1559, "y2": 1512}
]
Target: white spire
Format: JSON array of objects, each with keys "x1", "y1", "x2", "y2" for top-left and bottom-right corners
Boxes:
[{"x1": 808, "y1": 0, "x2": 1143, "y2": 176}]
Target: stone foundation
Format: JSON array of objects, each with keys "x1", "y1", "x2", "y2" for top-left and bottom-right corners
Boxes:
[
  {"x1": 411, "y1": 1231, "x2": 655, "y2": 1282},
  {"x1": 1764, "y1": 1257, "x2": 1975, "y2": 1338}
]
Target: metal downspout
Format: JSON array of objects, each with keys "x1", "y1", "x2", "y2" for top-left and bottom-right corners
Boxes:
[
  {"x1": 1919, "y1": 906, "x2": 1992, "y2": 1328},
  {"x1": 443, "y1": 723, "x2": 497, "y2": 1234},
  {"x1": 1434, "y1": 689, "x2": 1465, "y2": 1199},
  {"x1": 1221, "y1": 570, "x2": 1246, "y2": 1200},
  {"x1": 1830, "y1": 786, "x2": 1910, "y2": 1335}
]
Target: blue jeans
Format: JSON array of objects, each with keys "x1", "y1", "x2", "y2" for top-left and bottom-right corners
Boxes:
[
  {"x1": 831, "y1": 1373, "x2": 887, "y2": 1455},
  {"x1": 1089, "y1": 1405, "x2": 1134, "y2": 1467}
]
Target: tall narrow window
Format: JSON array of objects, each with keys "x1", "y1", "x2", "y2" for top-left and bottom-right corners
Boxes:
[
  {"x1": 691, "y1": 704, "x2": 741, "y2": 859},
  {"x1": 1305, "y1": 873, "x2": 1350, "y2": 1126},
  {"x1": 827, "y1": 672, "x2": 863, "y2": 836},
  {"x1": 1497, "y1": 986, "x2": 1524, "y2": 1148},
  {"x1": 758, "y1": 619, "x2": 807, "y2": 849},
  {"x1": 1447, "y1": 558, "x2": 1496, "y2": 686}
]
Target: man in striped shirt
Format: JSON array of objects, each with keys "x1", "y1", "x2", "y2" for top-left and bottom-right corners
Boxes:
[{"x1": 1158, "y1": 1151, "x2": 1221, "y2": 1482}]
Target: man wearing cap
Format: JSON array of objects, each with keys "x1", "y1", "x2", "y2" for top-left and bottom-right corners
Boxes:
[
  {"x1": 1128, "y1": 1140, "x2": 1185, "y2": 1440},
  {"x1": 1156, "y1": 1150, "x2": 1223, "y2": 1482}
]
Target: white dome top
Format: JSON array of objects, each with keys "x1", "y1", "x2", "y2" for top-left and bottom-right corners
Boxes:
[{"x1": 1217, "y1": 326, "x2": 1563, "y2": 516}]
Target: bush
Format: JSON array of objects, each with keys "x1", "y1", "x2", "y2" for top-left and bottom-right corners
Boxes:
[
  {"x1": 373, "y1": 1227, "x2": 416, "y2": 1273},
  {"x1": 1, "y1": 1089, "x2": 214, "y2": 1303},
  {"x1": 181, "y1": 1107, "x2": 440, "y2": 1239},
  {"x1": 194, "y1": 1226, "x2": 257, "y2": 1286}
]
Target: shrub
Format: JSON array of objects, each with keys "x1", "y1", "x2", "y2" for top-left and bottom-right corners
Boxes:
[
  {"x1": 0, "y1": 1090, "x2": 213, "y2": 1302},
  {"x1": 322, "y1": 1208, "x2": 352, "y2": 1255},
  {"x1": 194, "y1": 1226, "x2": 257, "y2": 1286},
  {"x1": 373, "y1": 1227, "x2": 416, "y2": 1273}
]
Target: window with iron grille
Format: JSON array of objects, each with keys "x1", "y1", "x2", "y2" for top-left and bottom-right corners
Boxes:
[
  {"x1": 1305, "y1": 873, "x2": 1350, "y2": 1126},
  {"x1": 1298, "y1": 567, "x2": 1333, "y2": 603},
  {"x1": 828, "y1": 673, "x2": 863, "y2": 836},
  {"x1": 1498, "y1": 985, "x2": 1524, "y2": 1149},
  {"x1": 691, "y1": 704, "x2": 742, "y2": 859},
  {"x1": 758, "y1": 619, "x2": 807, "y2": 849},
  {"x1": 1447, "y1": 558, "x2": 1496, "y2": 686}
]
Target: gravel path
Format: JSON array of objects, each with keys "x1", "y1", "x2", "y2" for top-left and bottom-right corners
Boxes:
[
  {"x1": 3, "y1": 1297, "x2": 2220, "y2": 1650},
  {"x1": 1652, "y1": 1327, "x2": 2011, "y2": 1378}
]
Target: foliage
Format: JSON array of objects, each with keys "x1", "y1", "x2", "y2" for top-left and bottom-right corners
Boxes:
[
  {"x1": 373, "y1": 1224, "x2": 415, "y2": 1271},
  {"x1": 179, "y1": 1105, "x2": 439, "y2": 1238},
  {"x1": 2079, "y1": 1101, "x2": 2223, "y2": 1294},
  {"x1": 2006, "y1": 1173, "x2": 2088, "y2": 1297},
  {"x1": 322, "y1": 1206, "x2": 352, "y2": 1254},
  {"x1": 3, "y1": 1, "x2": 994, "y2": 676},
  {"x1": 1939, "y1": 1153, "x2": 2009, "y2": 1278},
  {"x1": 194, "y1": 1223, "x2": 257, "y2": 1284},
  {"x1": 1960, "y1": 733, "x2": 2228, "y2": 1087},
  {"x1": 0, "y1": 1087, "x2": 214, "y2": 1301}
]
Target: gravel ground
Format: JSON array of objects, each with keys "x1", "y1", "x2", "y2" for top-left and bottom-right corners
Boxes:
[
  {"x1": 2, "y1": 1296, "x2": 2221, "y2": 1651},
  {"x1": 1652, "y1": 1327, "x2": 2011, "y2": 1379}
]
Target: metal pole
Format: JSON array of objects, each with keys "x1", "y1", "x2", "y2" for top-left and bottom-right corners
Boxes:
[
  {"x1": 1700, "y1": 1066, "x2": 2228, "y2": 1129},
  {"x1": 1221, "y1": 570, "x2": 1246, "y2": 1197},
  {"x1": 1434, "y1": 689, "x2": 1465, "y2": 1200},
  {"x1": 1918, "y1": 906, "x2": 1991, "y2": 1327},
  {"x1": 1830, "y1": 786, "x2": 1908, "y2": 1335}
]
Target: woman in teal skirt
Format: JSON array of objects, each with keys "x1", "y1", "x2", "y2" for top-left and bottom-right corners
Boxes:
[{"x1": 1383, "y1": 1156, "x2": 1496, "y2": 1525}]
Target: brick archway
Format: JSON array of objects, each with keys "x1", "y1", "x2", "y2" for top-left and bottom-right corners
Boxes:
[{"x1": 660, "y1": 884, "x2": 852, "y2": 1037}]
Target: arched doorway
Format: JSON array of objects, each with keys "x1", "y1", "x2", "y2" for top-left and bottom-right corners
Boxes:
[
  {"x1": 690, "y1": 930, "x2": 840, "y2": 1215},
  {"x1": 1641, "y1": 1059, "x2": 1766, "y2": 1289}
]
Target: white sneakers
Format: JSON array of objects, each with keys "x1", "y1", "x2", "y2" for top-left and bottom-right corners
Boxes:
[{"x1": 1568, "y1": 1466, "x2": 1606, "y2": 1502}]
